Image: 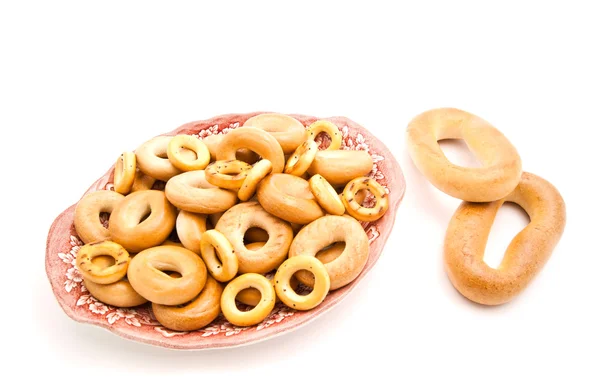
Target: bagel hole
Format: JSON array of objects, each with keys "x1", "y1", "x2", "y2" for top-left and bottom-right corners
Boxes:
[
  {"x1": 236, "y1": 149, "x2": 260, "y2": 165},
  {"x1": 234, "y1": 299, "x2": 259, "y2": 312},
  {"x1": 314, "y1": 132, "x2": 332, "y2": 150},
  {"x1": 99, "y1": 212, "x2": 110, "y2": 229},
  {"x1": 244, "y1": 227, "x2": 270, "y2": 244},
  {"x1": 91, "y1": 255, "x2": 115, "y2": 268},
  {"x1": 438, "y1": 139, "x2": 482, "y2": 167},
  {"x1": 179, "y1": 147, "x2": 197, "y2": 161},
  {"x1": 156, "y1": 151, "x2": 169, "y2": 160},
  {"x1": 483, "y1": 202, "x2": 530, "y2": 269},
  {"x1": 294, "y1": 272, "x2": 316, "y2": 296},
  {"x1": 358, "y1": 190, "x2": 377, "y2": 208},
  {"x1": 138, "y1": 206, "x2": 152, "y2": 224},
  {"x1": 162, "y1": 270, "x2": 182, "y2": 279},
  {"x1": 316, "y1": 242, "x2": 346, "y2": 264},
  {"x1": 151, "y1": 180, "x2": 166, "y2": 191}
]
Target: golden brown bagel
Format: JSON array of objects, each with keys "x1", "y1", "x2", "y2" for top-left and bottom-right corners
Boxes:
[
  {"x1": 175, "y1": 210, "x2": 208, "y2": 255},
  {"x1": 307, "y1": 150, "x2": 373, "y2": 186},
  {"x1": 164, "y1": 170, "x2": 238, "y2": 214},
  {"x1": 83, "y1": 278, "x2": 147, "y2": 308},
  {"x1": 135, "y1": 136, "x2": 182, "y2": 182},
  {"x1": 243, "y1": 113, "x2": 306, "y2": 154},
  {"x1": 74, "y1": 190, "x2": 124, "y2": 244},
  {"x1": 217, "y1": 127, "x2": 285, "y2": 173},
  {"x1": 444, "y1": 172, "x2": 566, "y2": 305},
  {"x1": 406, "y1": 107, "x2": 522, "y2": 202}
]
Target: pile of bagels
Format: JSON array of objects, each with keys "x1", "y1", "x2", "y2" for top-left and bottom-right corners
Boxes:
[
  {"x1": 406, "y1": 108, "x2": 566, "y2": 305},
  {"x1": 74, "y1": 113, "x2": 389, "y2": 331}
]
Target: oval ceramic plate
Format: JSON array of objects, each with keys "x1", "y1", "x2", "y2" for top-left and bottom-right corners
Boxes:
[{"x1": 46, "y1": 112, "x2": 406, "y2": 350}]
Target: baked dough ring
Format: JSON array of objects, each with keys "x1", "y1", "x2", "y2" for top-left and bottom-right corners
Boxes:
[
  {"x1": 444, "y1": 172, "x2": 566, "y2": 305},
  {"x1": 238, "y1": 159, "x2": 272, "y2": 201},
  {"x1": 284, "y1": 140, "x2": 318, "y2": 176},
  {"x1": 406, "y1": 107, "x2": 522, "y2": 202},
  {"x1": 307, "y1": 150, "x2": 373, "y2": 186},
  {"x1": 167, "y1": 134, "x2": 210, "y2": 171},
  {"x1": 205, "y1": 160, "x2": 252, "y2": 190},
  {"x1": 221, "y1": 273, "x2": 276, "y2": 326},
  {"x1": 342, "y1": 177, "x2": 389, "y2": 222},
  {"x1": 108, "y1": 190, "x2": 177, "y2": 253},
  {"x1": 306, "y1": 120, "x2": 342, "y2": 151},
  {"x1": 200, "y1": 229, "x2": 239, "y2": 282},
  {"x1": 136, "y1": 136, "x2": 182, "y2": 182},
  {"x1": 83, "y1": 278, "x2": 147, "y2": 307},
  {"x1": 215, "y1": 202, "x2": 293, "y2": 274},
  {"x1": 309, "y1": 174, "x2": 345, "y2": 215},
  {"x1": 127, "y1": 245, "x2": 207, "y2": 305},
  {"x1": 217, "y1": 127, "x2": 285, "y2": 173},
  {"x1": 74, "y1": 190, "x2": 125, "y2": 244},
  {"x1": 175, "y1": 210, "x2": 207, "y2": 255},
  {"x1": 243, "y1": 113, "x2": 306, "y2": 154},
  {"x1": 152, "y1": 276, "x2": 223, "y2": 331},
  {"x1": 275, "y1": 255, "x2": 330, "y2": 310},
  {"x1": 114, "y1": 152, "x2": 136, "y2": 195},
  {"x1": 289, "y1": 215, "x2": 369, "y2": 290},
  {"x1": 131, "y1": 169, "x2": 156, "y2": 192},
  {"x1": 76, "y1": 241, "x2": 130, "y2": 284},
  {"x1": 256, "y1": 173, "x2": 324, "y2": 224},
  {"x1": 165, "y1": 170, "x2": 238, "y2": 214},
  {"x1": 202, "y1": 134, "x2": 260, "y2": 165}
]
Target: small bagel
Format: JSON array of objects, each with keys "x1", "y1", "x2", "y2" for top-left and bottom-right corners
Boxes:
[
  {"x1": 165, "y1": 170, "x2": 238, "y2": 214},
  {"x1": 83, "y1": 278, "x2": 147, "y2": 308},
  {"x1": 284, "y1": 140, "x2": 318, "y2": 176},
  {"x1": 306, "y1": 120, "x2": 342, "y2": 151},
  {"x1": 74, "y1": 190, "x2": 125, "y2": 244},
  {"x1": 215, "y1": 202, "x2": 293, "y2": 274},
  {"x1": 221, "y1": 273, "x2": 276, "y2": 327},
  {"x1": 76, "y1": 241, "x2": 130, "y2": 284},
  {"x1": 205, "y1": 160, "x2": 252, "y2": 190},
  {"x1": 200, "y1": 229, "x2": 239, "y2": 282},
  {"x1": 243, "y1": 113, "x2": 306, "y2": 153},
  {"x1": 202, "y1": 134, "x2": 260, "y2": 165},
  {"x1": 217, "y1": 127, "x2": 285, "y2": 173},
  {"x1": 175, "y1": 210, "x2": 208, "y2": 255},
  {"x1": 406, "y1": 107, "x2": 522, "y2": 202},
  {"x1": 108, "y1": 190, "x2": 177, "y2": 253},
  {"x1": 167, "y1": 134, "x2": 210, "y2": 171},
  {"x1": 342, "y1": 177, "x2": 389, "y2": 222},
  {"x1": 136, "y1": 136, "x2": 182, "y2": 182},
  {"x1": 127, "y1": 245, "x2": 207, "y2": 305},
  {"x1": 309, "y1": 174, "x2": 345, "y2": 215},
  {"x1": 275, "y1": 255, "x2": 330, "y2": 310},
  {"x1": 114, "y1": 151, "x2": 136, "y2": 195},
  {"x1": 444, "y1": 172, "x2": 566, "y2": 305},
  {"x1": 238, "y1": 159, "x2": 272, "y2": 201},
  {"x1": 130, "y1": 169, "x2": 156, "y2": 192},
  {"x1": 152, "y1": 276, "x2": 223, "y2": 331},
  {"x1": 257, "y1": 173, "x2": 324, "y2": 224},
  {"x1": 289, "y1": 215, "x2": 369, "y2": 290},
  {"x1": 307, "y1": 150, "x2": 373, "y2": 186}
]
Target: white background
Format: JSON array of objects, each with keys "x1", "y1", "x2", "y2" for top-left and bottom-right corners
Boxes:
[{"x1": 3, "y1": 1, "x2": 599, "y2": 383}]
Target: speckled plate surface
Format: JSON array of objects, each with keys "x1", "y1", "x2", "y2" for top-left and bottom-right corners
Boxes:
[{"x1": 45, "y1": 112, "x2": 406, "y2": 350}]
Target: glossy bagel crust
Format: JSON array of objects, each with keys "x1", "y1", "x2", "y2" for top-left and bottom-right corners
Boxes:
[
  {"x1": 444, "y1": 172, "x2": 566, "y2": 305},
  {"x1": 406, "y1": 107, "x2": 522, "y2": 202},
  {"x1": 165, "y1": 170, "x2": 238, "y2": 214}
]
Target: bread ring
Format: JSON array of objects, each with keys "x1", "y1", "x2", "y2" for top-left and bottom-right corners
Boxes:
[
  {"x1": 238, "y1": 159, "x2": 272, "y2": 201},
  {"x1": 83, "y1": 278, "x2": 147, "y2": 307},
  {"x1": 444, "y1": 172, "x2": 566, "y2": 305},
  {"x1": 215, "y1": 202, "x2": 293, "y2": 273},
  {"x1": 202, "y1": 134, "x2": 260, "y2": 165},
  {"x1": 76, "y1": 241, "x2": 130, "y2": 284},
  {"x1": 257, "y1": 173, "x2": 324, "y2": 224},
  {"x1": 217, "y1": 127, "x2": 285, "y2": 173},
  {"x1": 152, "y1": 276, "x2": 222, "y2": 331},
  {"x1": 309, "y1": 174, "x2": 345, "y2": 215},
  {"x1": 243, "y1": 113, "x2": 306, "y2": 153},
  {"x1": 114, "y1": 152, "x2": 136, "y2": 195},
  {"x1": 74, "y1": 190, "x2": 125, "y2": 244},
  {"x1": 130, "y1": 169, "x2": 156, "y2": 192},
  {"x1": 306, "y1": 120, "x2": 342, "y2": 151},
  {"x1": 205, "y1": 160, "x2": 252, "y2": 190},
  {"x1": 289, "y1": 215, "x2": 369, "y2": 290},
  {"x1": 284, "y1": 140, "x2": 318, "y2": 176},
  {"x1": 108, "y1": 190, "x2": 177, "y2": 253},
  {"x1": 165, "y1": 170, "x2": 238, "y2": 214},
  {"x1": 136, "y1": 136, "x2": 182, "y2": 182},
  {"x1": 342, "y1": 177, "x2": 389, "y2": 222},
  {"x1": 406, "y1": 108, "x2": 522, "y2": 202},
  {"x1": 200, "y1": 230, "x2": 239, "y2": 282},
  {"x1": 307, "y1": 150, "x2": 373, "y2": 186},
  {"x1": 221, "y1": 273, "x2": 276, "y2": 326},
  {"x1": 275, "y1": 255, "x2": 330, "y2": 310},
  {"x1": 175, "y1": 210, "x2": 207, "y2": 255},
  {"x1": 127, "y1": 245, "x2": 207, "y2": 305},
  {"x1": 167, "y1": 134, "x2": 210, "y2": 171}
]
